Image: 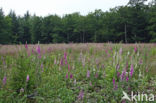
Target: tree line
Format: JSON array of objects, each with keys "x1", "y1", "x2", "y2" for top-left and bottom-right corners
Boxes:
[{"x1": 0, "y1": 0, "x2": 156, "y2": 44}]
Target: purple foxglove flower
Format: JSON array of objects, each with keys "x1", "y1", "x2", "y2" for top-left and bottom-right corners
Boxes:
[
  {"x1": 60, "y1": 58, "x2": 63, "y2": 66},
  {"x1": 87, "y1": 70, "x2": 90, "y2": 78},
  {"x1": 134, "y1": 46, "x2": 137, "y2": 53},
  {"x1": 70, "y1": 74, "x2": 73, "y2": 79},
  {"x1": 126, "y1": 76, "x2": 129, "y2": 82},
  {"x1": 117, "y1": 72, "x2": 120, "y2": 78},
  {"x1": 25, "y1": 42, "x2": 28, "y2": 50},
  {"x1": 78, "y1": 90, "x2": 84, "y2": 100},
  {"x1": 3, "y1": 76, "x2": 7, "y2": 85},
  {"x1": 121, "y1": 69, "x2": 126, "y2": 81},
  {"x1": 26, "y1": 75, "x2": 29, "y2": 82},
  {"x1": 113, "y1": 78, "x2": 115, "y2": 87},
  {"x1": 64, "y1": 52, "x2": 67, "y2": 59},
  {"x1": 110, "y1": 47, "x2": 112, "y2": 51},
  {"x1": 130, "y1": 64, "x2": 134, "y2": 77},
  {"x1": 36, "y1": 45, "x2": 41, "y2": 54},
  {"x1": 65, "y1": 59, "x2": 68, "y2": 65},
  {"x1": 66, "y1": 73, "x2": 68, "y2": 79},
  {"x1": 105, "y1": 50, "x2": 108, "y2": 54}
]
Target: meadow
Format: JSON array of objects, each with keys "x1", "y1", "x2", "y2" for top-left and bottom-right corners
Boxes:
[{"x1": 0, "y1": 43, "x2": 156, "y2": 103}]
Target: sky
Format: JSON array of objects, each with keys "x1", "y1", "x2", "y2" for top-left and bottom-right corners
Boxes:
[{"x1": 1, "y1": 0, "x2": 130, "y2": 17}]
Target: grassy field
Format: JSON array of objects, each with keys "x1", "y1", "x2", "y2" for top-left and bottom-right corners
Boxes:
[{"x1": 0, "y1": 43, "x2": 156, "y2": 103}]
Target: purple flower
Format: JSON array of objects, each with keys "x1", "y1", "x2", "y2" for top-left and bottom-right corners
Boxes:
[
  {"x1": 25, "y1": 42, "x2": 28, "y2": 50},
  {"x1": 113, "y1": 78, "x2": 118, "y2": 90},
  {"x1": 64, "y1": 52, "x2": 68, "y2": 65},
  {"x1": 26, "y1": 75, "x2": 29, "y2": 82},
  {"x1": 117, "y1": 72, "x2": 120, "y2": 79},
  {"x1": 66, "y1": 73, "x2": 68, "y2": 79},
  {"x1": 87, "y1": 70, "x2": 90, "y2": 78},
  {"x1": 64, "y1": 52, "x2": 67, "y2": 59},
  {"x1": 130, "y1": 64, "x2": 134, "y2": 77},
  {"x1": 36, "y1": 45, "x2": 41, "y2": 54},
  {"x1": 78, "y1": 90, "x2": 84, "y2": 100},
  {"x1": 113, "y1": 78, "x2": 115, "y2": 87},
  {"x1": 134, "y1": 46, "x2": 137, "y2": 53},
  {"x1": 60, "y1": 58, "x2": 63, "y2": 66},
  {"x1": 65, "y1": 59, "x2": 68, "y2": 65},
  {"x1": 70, "y1": 74, "x2": 73, "y2": 79},
  {"x1": 3, "y1": 76, "x2": 7, "y2": 85},
  {"x1": 121, "y1": 69, "x2": 126, "y2": 81},
  {"x1": 126, "y1": 76, "x2": 129, "y2": 82}
]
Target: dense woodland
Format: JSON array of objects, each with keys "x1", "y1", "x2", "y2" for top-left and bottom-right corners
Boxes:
[{"x1": 0, "y1": 0, "x2": 156, "y2": 44}]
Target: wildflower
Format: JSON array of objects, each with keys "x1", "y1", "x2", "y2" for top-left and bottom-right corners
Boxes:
[
  {"x1": 117, "y1": 72, "x2": 120, "y2": 78},
  {"x1": 134, "y1": 46, "x2": 137, "y2": 53},
  {"x1": 66, "y1": 73, "x2": 68, "y2": 79},
  {"x1": 78, "y1": 90, "x2": 84, "y2": 100},
  {"x1": 36, "y1": 45, "x2": 41, "y2": 54},
  {"x1": 126, "y1": 76, "x2": 129, "y2": 82},
  {"x1": 87, "y1": 70, "x2": 90, "y2": 78},
  {"x1": 113, "y1": 78, "x2": 115, "y2": 87},
  {"x1": 3, "y1": 76, "x2": 7, "y2": 85},
  {"x1": 60, "y1": 58, "x2": 63, "y2": 65},
  {"x1": 113, "y1": 78, "x2": 118, "y2": 90},
  {"x1": 26, "y1": 75, "x2": 29, "y2": 82},
  {"x1": 70, "y1": 74, "x2": 73, "y2": 79},
  {"x1": 119, "y1": 48, "x2": 122, "y2": 54},
  {"x1": 130, "y1": 64, "x2": 134, "y2": 77},
  {"x1": 121, "y1": 69, "x2": 126, "y2": 81},
  {"x1": 64, "y1": 52, "x2": 67, "y2": 59},
  {"x1": 64, "y1": 52, "x2": 68, "y2": 65},
  {"x1": 25, "y1": 42, "x2": 28, "y2": 50},
  {"x1": 65, "y1": 58, "x2": 68, "y2": 65}
]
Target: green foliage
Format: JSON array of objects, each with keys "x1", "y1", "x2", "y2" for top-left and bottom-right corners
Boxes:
[{"x1": 0, "y1": 1, "x2": 156, "y2": 44}]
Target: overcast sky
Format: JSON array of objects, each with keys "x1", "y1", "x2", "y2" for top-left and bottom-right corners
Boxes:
[{"x1": 1, "y1": 0, "x2": 130, "y2": 16}]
